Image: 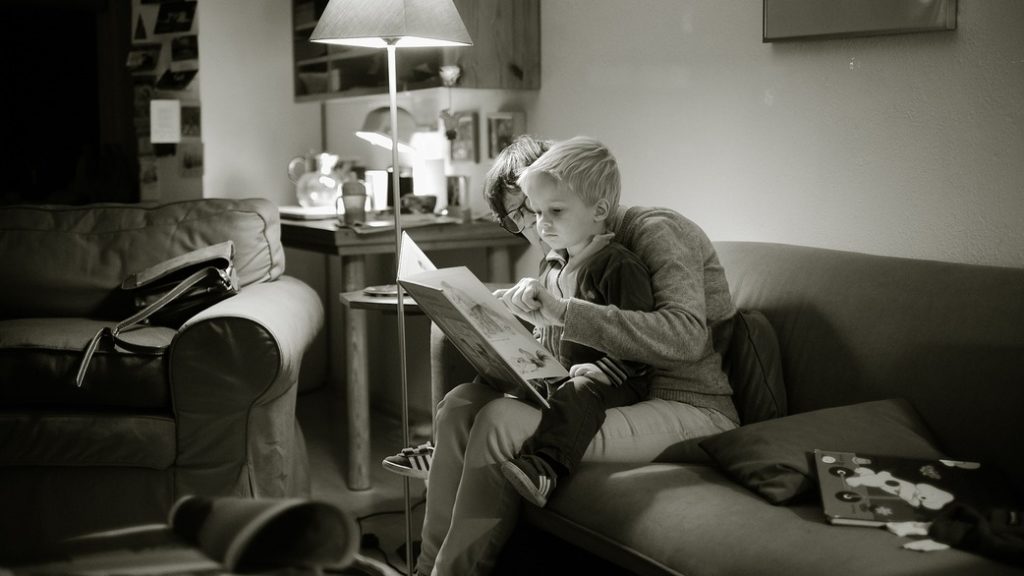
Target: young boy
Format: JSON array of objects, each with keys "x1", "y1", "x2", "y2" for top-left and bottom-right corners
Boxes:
[{"x1": 499, "y1": 136, "x2": 654, "y2": 507}]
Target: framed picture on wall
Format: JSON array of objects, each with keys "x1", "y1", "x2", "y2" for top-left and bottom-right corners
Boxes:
[
  {"x1": 154, "y1": 1, "x2": 197, "y2": 35},
  {"x1": 450, "y1": 111, "x2": 479, "y2": 163},
  {"x1": 763, "y1": 0, "x2": 957, "y2": 42},
  {"x1": 487, "y1": 112, "x2": 526, "y2": 159}
]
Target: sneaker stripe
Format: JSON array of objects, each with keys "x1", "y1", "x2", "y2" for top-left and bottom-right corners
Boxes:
[{"x1": 411, "y1": 454, "x2": 430, "y2": 471}]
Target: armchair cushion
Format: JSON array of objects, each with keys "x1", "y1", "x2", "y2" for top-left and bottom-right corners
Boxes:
[
  {"x1": 0, "y1": 318, "x2": 173, "y2": 410},
  {"x1": 699, "y1": 398, "x2": 945, "y2": 504},
  {"x1": 0, "y1": 199, "x2": 284, "y2": 320},
  {"x1": 0, "y1": 413, "x2": 175, "y2": 468}
]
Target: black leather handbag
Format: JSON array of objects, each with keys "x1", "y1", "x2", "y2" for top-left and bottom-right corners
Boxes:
[{"x1": 75, "y1": 241, "x2": 239, "y2": 387}]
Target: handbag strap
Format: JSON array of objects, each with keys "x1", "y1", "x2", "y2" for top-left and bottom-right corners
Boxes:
[{"x1": 75, "y1": 266, "x2": 222, "y2": 388}]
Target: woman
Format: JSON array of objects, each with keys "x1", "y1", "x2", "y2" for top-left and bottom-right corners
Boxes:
[{"x1": 415, "y1": 136, "x2": 740, "y2": 576}]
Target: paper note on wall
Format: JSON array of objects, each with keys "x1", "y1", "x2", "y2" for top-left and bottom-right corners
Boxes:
[{"x1": 150, "y1": 99, "x2": 181, "y2": 143}]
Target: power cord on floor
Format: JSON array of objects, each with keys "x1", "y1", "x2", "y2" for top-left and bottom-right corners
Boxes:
[{"x1": 357, "y1": 497, "x2": 426, "y2": 573}]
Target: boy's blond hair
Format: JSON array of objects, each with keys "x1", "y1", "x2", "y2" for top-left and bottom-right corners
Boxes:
[{"x1": 517, "y1": 136, "x2": 621, "y2": 208}]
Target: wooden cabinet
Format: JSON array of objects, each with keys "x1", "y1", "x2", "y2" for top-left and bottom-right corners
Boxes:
[{"x1": 292, "y1": 0, "x2": 540, "y2": 101}]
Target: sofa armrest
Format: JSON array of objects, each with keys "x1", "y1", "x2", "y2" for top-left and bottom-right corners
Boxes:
[{"x1": 169, "y1": 276, "x2": 324, "y2": 498}]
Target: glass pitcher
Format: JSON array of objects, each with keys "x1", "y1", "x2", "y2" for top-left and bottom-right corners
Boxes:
[{"x1": 288, "y1": 152, "x2": 352, "y2": 208}]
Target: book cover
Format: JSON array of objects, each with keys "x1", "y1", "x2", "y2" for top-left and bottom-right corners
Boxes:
[
  {"x1": 814, "y1": 449, "x2": 1012, "y2": 527},
  {"x1": 398, "y1": 233, "x2": 565, "y2": 408}
]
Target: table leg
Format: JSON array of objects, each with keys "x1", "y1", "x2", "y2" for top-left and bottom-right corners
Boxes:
[{"x1": 342, "y1": 255, "x2": 371, "y2": 491}]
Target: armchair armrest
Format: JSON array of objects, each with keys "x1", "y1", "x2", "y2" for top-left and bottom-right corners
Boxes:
[{"x1": 170, "y1": 276, "x2": 324, "y2": 498}]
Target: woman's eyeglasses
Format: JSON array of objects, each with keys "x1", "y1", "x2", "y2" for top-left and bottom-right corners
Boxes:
[{"x1": 498, "y1": 201, "x2": 535, "y2": 234}]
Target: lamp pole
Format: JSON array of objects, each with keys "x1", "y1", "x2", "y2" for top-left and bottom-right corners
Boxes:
[{"x1": 384, "y1": 39, "x2": 415, "y2": 575}]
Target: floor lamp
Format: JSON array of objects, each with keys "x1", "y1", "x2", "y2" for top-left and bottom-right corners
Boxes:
[{"x1": 310, "y1": 1, "x2": 472, "y2": 573}]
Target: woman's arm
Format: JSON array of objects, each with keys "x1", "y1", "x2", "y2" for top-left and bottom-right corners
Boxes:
[
  {"x1": 497, "y1": 208, "x2": 732, "y2": 367},
  {"x1": 562, "y1": 209, "x2": 728, "y2": 366}
]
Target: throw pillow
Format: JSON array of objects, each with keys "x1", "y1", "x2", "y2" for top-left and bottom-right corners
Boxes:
[
  {"x1": 725, "y1": 309, "x2": 787, "y2": 424},
  {"x1": 699, "y1": 398, "x2": 945, "y2": 505}
]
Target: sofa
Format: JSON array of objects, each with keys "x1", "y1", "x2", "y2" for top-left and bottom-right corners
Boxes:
[
  {"x1": 0, "y1": 198, "x2": 323, "y2": 560},
  {"x1": 434, "y1": 241, "x2": 1024, "y2": 575}
]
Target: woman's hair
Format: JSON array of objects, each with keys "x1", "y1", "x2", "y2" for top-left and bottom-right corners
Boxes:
[
  {"x1": 483, "y1": 135, "x2": 553, "y2": 217},
  {"x1": 518, "y1": 136, "x2": 620, "y2": 208}
]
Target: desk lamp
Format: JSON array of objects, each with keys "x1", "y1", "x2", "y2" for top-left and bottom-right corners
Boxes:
[{"x1": 310, "y1": 1, "x2": 471, "y2": 573}]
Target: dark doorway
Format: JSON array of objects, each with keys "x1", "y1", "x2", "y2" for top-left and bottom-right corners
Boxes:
[{"x1": 1, "y1": 0, "x2": 138, "y2": 205}]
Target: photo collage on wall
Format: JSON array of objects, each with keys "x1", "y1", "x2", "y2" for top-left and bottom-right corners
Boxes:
[{"x1": 128, "y1": 0, "x2": 201, "y2": 202}]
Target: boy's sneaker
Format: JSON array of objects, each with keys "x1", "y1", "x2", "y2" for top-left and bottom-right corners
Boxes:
[
  {"x1": 382, "y1": 441, "x2": 433, "y2": 479},
  {"x1": 500, "y1": 454, "x2": 557, "y2": 507}
]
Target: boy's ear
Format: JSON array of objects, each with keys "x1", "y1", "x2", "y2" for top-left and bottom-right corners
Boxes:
[{"x1": 593, "y1": 199, "x2": 611, "y2": 221}]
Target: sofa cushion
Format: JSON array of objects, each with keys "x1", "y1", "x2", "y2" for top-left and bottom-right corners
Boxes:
[
  {"x1": 725, "y1": 309, "x2": 786, "y2": 424},
  {"x1": 0, "y1": 318, "x2": 173, "y2": 411},
  {"x1": 0, "y1": 198, "x2": 284, "y2": 319},
  {"x1": 698, "y1": 398, "x2": 944, "y2": 504},
  {"x1": 529, "y1": 461, "x2": 1023, "y2": 576}
]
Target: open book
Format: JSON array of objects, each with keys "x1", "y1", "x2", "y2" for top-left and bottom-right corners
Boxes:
[{"x1": 398, "y1": 233, "x2": 566, "y2": 408}]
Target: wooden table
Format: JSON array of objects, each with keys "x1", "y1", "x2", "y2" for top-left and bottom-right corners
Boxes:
[{"x1": 281, "y1": 218, "x2": 525, "y2": 490}]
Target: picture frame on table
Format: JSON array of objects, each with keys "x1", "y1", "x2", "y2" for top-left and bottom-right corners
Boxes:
[
  {"x1": 450, "y1": 111, "x2": 479, "y2": 163},
  {"x1": 487, "y1": 112, "x2": 526, "y2": 159}
]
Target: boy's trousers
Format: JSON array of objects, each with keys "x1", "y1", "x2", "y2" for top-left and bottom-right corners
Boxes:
[{"x1": 524, "y1": 376, "x2": 648, "y2": 475}]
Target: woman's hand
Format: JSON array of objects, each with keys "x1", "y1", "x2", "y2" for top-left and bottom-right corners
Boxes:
[
  {"x1": 493, "y1": 278, "x2": 568, "y2": 327},
  {"x1": 569, "y1": 363, "x2": 611, "y2": 386}
]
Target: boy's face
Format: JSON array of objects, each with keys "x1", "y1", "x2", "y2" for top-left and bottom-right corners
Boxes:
[{"x1": 522, "y1": 173, "x2": 606, "y2": 254}]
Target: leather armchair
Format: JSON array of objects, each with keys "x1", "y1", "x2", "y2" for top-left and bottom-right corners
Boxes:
[{"x1": 0, "y1": 198, "x2": 323, "y2": 559}]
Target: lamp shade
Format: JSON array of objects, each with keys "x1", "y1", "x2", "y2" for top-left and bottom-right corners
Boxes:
[
  {"x1": 310, "y1": 0, "x2": 473, "y2": 48},
  {"x1": 356, "y1": 106, "x2": 418, "y2": 154}
]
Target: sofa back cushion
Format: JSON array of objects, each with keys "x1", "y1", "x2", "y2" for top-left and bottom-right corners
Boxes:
[
  {"x1": 0, "y1": 198, "x2": 284, "y2": 319},
  {"x1": 724, "y1": 309, "x2": 787, "y2": 424},
  {"x1": 714, "y1": 241, "x2": 1024, "y2": 491}
]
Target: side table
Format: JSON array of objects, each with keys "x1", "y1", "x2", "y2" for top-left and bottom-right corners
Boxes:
[
  {"x1": 339, "y1": 283, "x2": 511, "y2": 492},
  {"x1": 281, "y1": 218, "x2": 526, "y2": 490}
]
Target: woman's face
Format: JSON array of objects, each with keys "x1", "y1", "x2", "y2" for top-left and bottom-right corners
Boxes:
[{"x1": 500, "y1": 186, "x2": 543, "y2": 249}]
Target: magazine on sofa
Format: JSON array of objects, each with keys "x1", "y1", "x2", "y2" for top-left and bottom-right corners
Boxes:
[
  {"x1": 814, "y1": 449, "x2": 1011, "y2": 527},
  {"x1": 398, "y1": 233, "x2": 566, "y2": 409}
]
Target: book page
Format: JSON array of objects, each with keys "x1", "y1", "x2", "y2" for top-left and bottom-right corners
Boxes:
[
  {"x1": 398, "y1": 231, "x2": 437, "y2": 278},
  {"x1": 399, "y1": 234, "x2": 566, "y2": 406},
  {"x1": 405, "y1": 267, "x2": 566, "y2": 383}
]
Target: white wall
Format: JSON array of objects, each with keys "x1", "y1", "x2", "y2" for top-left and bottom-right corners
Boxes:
[
  {"x1": 198, "y1": 0, "x2": 321, "y2": 204},
  {"x1": 532, "y1": 0, "x2": 1024, "y2": 268}
]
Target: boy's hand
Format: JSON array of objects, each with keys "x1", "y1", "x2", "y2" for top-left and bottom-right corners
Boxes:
[
  {"x1": 569, "y1": 363, "x2": 612, "y2": 386},
  {"x1": 494, "y1": 278, "x2": 568, "y2": 327}
]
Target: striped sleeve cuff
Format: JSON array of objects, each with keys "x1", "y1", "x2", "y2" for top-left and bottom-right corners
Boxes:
[{"x1": 594, "y1": 357, "x2": 629, "y2": 387}]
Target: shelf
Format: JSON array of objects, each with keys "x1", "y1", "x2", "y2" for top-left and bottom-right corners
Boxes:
[
  {"x1": 290, "y1": 0, "x2": 540, "y2": 101},
  {"x1": 295, "y1": 50, "x2": 375, "y2": 67},
  {"x1": 295, "y1": 79, "x2": 444, "y2": 102}
]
